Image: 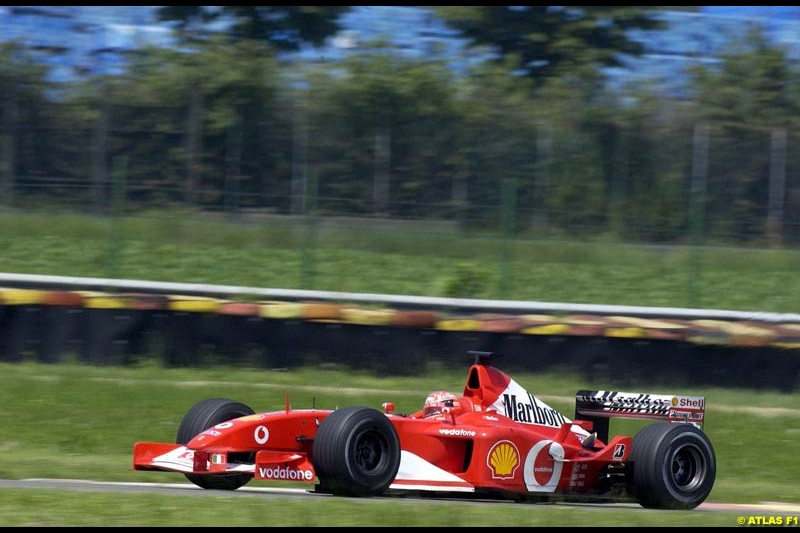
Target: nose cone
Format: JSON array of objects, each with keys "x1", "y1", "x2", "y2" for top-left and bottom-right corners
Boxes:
[{"x1": 186, "y1": 413, "x2": 269, "y2": 450}]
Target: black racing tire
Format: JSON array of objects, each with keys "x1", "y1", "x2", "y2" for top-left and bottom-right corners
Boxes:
[
  {"x1": 176, "y1": 398, "x2": 255, "y2": 490},
  {"x1": 630, "y1": 423, "x2": 716, "y2": 509},
  {"x1": 312, "y1": 407, "x2": 401, "y2": 496}
]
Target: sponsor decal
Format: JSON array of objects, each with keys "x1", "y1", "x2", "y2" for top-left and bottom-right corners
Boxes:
[
  {"x1": 502, "y1": 392, "x2": 566, "y2": 428},
  {"x1": 439, "y1": 428, "x2": 476, "y2": 437},
  {"x1": 669, "y1": 409, "x2": 703, "y2": 420},
  {"x1": 239, "y1": 414, "x2": 266, "y2": 422},
  {"x1": 607, "y1": 392, "x2": 667, "y2": 407},
  {"x1": 487, "y1": 440, "x2": 520, "y2": 480},
  {"x1": 214, "y1": 422, "x2": 234, "y2": 429},
  {"x1": 483, "y1": 415, "x2": 499, "y2": 422},
  {"x1": 612, "y1": 443, "x2": 626, "y2": 460},
  {"x1": 258, "y1": 466, "x2": 314, "y2": 481},
  {"x1": 672, "y1": 396, "x2": 705, "y2": 409},
  {"x1": 203, "y1": 429, "x2": 222, "y2": 437},
  {"x1": 178, "y1": 449, "x2": 194, "y2": 461},
  {"x1": 211, "y1": 453, "x2": 225, "y2": 465},
  {"x1": 669, "y1": 409, "x2": 704, "y2": 429},
  {"x1": 569, "y1": 462, "x2": 588, "y2": 489},
  {"x1": 670, "y1": 409, "x2": 689, "y2": 422},
  {"x1": 254, "y1": 425, "x2": 270, "y2": 445},
  {"x1": 523, "y1": 440, "x2": 565, "y2": 492},
  {"x1": 578, "y1": 391, "x2": 672, "y2": 414},
  {"x1": 152, "y1": 446, "x2": 195, "y2": 469}
]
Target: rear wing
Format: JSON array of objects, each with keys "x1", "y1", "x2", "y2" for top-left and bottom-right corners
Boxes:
[{"x1": 575, "y1": 390, "x2": 705, "y2": 443}]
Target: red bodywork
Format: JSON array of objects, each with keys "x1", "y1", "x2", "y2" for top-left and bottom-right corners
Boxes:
[{"x1": 133, "y1": 362, "x2": 631, "y2": 497}]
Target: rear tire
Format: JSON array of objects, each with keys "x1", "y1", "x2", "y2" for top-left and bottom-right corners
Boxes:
[
  {"x1": 312, "y1": 407, "x2": 401, "y2": 496},
  {"x1": 630, "y1": 423, "x2": 716, "y2": 509},
  {"x1": 177, "y1": 398, "x2": 255, "y2": 490}
]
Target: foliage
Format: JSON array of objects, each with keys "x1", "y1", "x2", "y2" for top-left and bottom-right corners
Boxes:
[
  {"x1": 3, "y1": 11, "x2": 800, "y2": 245},
  {"x1": 0, "y1": 42, "x2": 55, "y2": 193},
  {"x1": 691, "y1": 28, "x2": 796, "y2": 129},
  {"x1": 158, "y1": 6, "x2": 350, "y2": 50},
  {"x1": 690, "y1": 28, "x2": 800, "y2": 241},
  {"x1": 435, "y1": 7, "x2": 663, "y2": 84},
  {"x1": 307, "y1": 51, "x2": 460, "y2": 215},
  {"x1": 438, "y1": 262, "x2": 491, "y2": 298}
]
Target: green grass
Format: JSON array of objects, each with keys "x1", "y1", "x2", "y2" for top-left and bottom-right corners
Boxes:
[
  {"x1": 1, "y1": 209, "x2": 800, "y2": 311},
  {"x1": 0, "y1": 361, "x2": 798, "y2": 513},
  {"x1": 0, "y1": 489, "x2": 746, "y2": 527},
  {"x1": 1, "y1": 209, "x2": 799, "y2": 523}
]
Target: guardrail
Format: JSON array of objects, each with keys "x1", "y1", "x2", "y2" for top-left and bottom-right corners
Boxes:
[
  {"x1": 2, "y1": 271, "x2": 799, "y2": 389},
  {"x1": 1, "y1": 272, "x2": 799, "y2": 323}
]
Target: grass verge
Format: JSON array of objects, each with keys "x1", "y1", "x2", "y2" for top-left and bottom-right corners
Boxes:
[{"x1": 0, "y1": 361, "x2": 797, "y2": 511}]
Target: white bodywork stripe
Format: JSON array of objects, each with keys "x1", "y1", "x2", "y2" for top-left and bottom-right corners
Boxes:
[
  {"x1": 151, "y1": 446, "x2": 254, "y2": 474},
  {"x1": 390, "y1": 450, "x2": 474, "y2": 492}
]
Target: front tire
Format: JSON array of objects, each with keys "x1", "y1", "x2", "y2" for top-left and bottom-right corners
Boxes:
[
  {"x1": 630, "y1": 423, "x2": 716, "y2": 509},
  {"x1": 312, "y1": 407, "x2": 401, "y2": 496},
  {"x1": 176, "y1": 398, "x2": 255, "y2": 490}
]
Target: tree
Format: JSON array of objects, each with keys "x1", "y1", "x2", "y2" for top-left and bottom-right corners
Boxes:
[
  {"x1": 114, "y1": 38, "x2": 283, "y2": 209},
  {"x1": 306, "y1": 51, "x2": 460, "y2": 216},
  {"x1": 690, "y1": 28, "x2": 799, "y2": 242},
  {"x1": 0, "y1": 43, "x2": 51, "y2": 206},
  {"x1": 436, "y1": 6, "x2": 662, "y2": 85},
  {"x1": 691, "y1": 28, "x2": 795, "y2": 129},
  {"x1": 158, "y1": 6, "x2": 350, "y2": 50}
]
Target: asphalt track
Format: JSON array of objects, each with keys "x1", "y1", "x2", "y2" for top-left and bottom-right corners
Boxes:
[{"x1": 1, "y1": 478, "x2": 798, "y2": 516}]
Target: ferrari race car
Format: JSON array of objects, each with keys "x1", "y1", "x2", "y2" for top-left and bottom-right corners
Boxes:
[{"x1": 132, "y1": 352, "x2": 715, "y2": 509}]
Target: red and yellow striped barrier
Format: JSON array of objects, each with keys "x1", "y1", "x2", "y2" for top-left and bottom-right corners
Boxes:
[{"x1": 1, "y1": 287, "x2": 799, "y2": 349}]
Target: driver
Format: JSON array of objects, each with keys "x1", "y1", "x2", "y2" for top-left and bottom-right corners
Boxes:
[{"x1": 422, "y1": 390, "x2": 457, "y2": 418}]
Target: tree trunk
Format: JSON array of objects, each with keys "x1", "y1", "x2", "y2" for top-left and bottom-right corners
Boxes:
[
  {"x1": 185, "y1": 83, "x2": 203, "y2": 206},
  {"x1": 291, "y1": 93, "x2": 308, "y2": 215},
  {"x1": 2, "y1": 80, "x2": 18, "y2": 205},
  {"x1": 373, "y1": 126, "x2": 390, "y2": 214},
  {"x1": 92, "y1": 81, "x2": 110, "y2": 214},
  {"x1": 767, "y1": 128, "x2": 786, "y2": 246}
]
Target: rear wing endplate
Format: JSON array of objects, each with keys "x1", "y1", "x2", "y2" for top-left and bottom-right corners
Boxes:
[{"x1": 574, "y1": 390, "x2": 705, "y2": 443}]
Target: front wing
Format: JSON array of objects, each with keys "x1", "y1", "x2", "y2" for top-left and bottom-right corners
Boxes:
[{"x1": 133, "y1": 443, "x2": 314, "y2": 482}]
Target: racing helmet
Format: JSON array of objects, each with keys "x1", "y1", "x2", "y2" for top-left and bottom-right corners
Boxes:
[{"x1": 423, "y1": 390, "x2": 457, "y2": 418}]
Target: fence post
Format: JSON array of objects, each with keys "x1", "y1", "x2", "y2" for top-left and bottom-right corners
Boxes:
[
  {"x1": 301, "y1": 170, "x2": 317, "y2": 289},
  {"x1": 107, "y1": 156, "x2": 127, "y2": 284},
  {"x1": 767, "y1": 128, "x2": 787, "y2": 246},
  {"x1": 291, "y1": 87, "x2": 308, "y2": 215},
  {"x1": 1, "y1": 78, "x2": 17, "y2": 206},
  {"x1": 498, "y1": 178, "x2": 517, "y2": 299},
  {"x1": 225, "y1": 114, "x2": 242, "y2": 221},
  {"x1": 185, "y1": 83, "x2": 203, "y2": 206},
  {"x1": 533, "y1": 120, "x2": 551, "y2": 232},
  {"x1": 688, "y1": 122, "x2": 708, "y2": 308},
  {"x1": 92, "y1": 79, "x2": 110, "y2": 214},
  {"x1": 373, "y1": 125, "x2": 391, "y2": 214}
]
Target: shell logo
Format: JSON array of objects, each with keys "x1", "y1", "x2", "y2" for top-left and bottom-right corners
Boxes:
[
  {"x1": 487, "y1": 440, "x2": 520, "y2": 479},
  {"x1": 671, "y1": 397, "x2": 679, "y2": 407}
]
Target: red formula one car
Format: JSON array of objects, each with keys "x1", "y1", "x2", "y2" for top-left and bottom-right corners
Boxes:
[{"x1": 132, "y1": 352, "x2": 716, "y2": 509}]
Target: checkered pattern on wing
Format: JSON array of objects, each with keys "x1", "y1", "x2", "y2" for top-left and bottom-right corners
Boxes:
[{"x1": 575, "y1": 390, "x2": 672, "y2": 416}]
